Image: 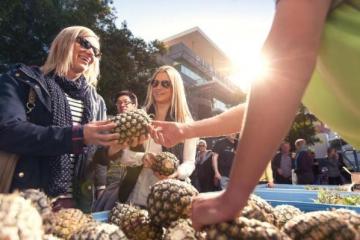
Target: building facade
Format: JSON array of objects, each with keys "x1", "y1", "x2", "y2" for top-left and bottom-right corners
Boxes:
[{"x1": 158, "y1": 27, "x2": 245, "y2": 120}]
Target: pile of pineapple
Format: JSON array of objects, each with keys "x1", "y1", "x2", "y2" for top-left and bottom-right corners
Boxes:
[
  {"x1": 107, "y1": 178, "x2": 360, "y2": 240},
  {"x1": 0, "y1": 189, "x2": 128, "y2": 240},
  {"x1": 1, "y1": 183, "x2": 360, "y2": 239},
  {"x1": 315, "y1": 189, "x2": 360, "y2": 206}
]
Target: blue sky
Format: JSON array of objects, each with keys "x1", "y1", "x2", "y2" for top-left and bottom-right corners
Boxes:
[{"x1": 112, "y1": 0, "x2": 276, "y2": 90}]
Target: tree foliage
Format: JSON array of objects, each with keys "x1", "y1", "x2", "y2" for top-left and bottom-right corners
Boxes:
[
  {"x1": 0, "y1": 0, "x2": 165, "y2": 114},
  {"x1": 285, "y1": 104, "x2": 319, "y2": 149}
]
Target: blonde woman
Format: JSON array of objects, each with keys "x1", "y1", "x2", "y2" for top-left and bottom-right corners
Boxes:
[
  {"x1": 0, "y1": 26, "x2": 119, "y2": 210},
  {"x1": 121, "y1": 65, "x2": 197, "y2": 207}
]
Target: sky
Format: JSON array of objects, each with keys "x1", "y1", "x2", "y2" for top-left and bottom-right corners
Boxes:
[{"x1": 112, "y1": 0, "x2": 276, "y2": 91}]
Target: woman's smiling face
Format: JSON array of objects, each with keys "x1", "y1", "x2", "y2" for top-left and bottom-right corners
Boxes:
[
  {"x1": 70, "y1": 36, "x2": 99, "y2": 75},
  {"x1": 151, "y1": 71, "x2": 173, "y2": 104}
]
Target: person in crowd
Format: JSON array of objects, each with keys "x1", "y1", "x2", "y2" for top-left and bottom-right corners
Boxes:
[
  {"x1": 92, "y1": 90, "x2": 143, "y2": 211},
  {"x1": 294, "y1": 139, "x2": 314, "y2": 184},
  {"x1": 259, "y1": 162, "x2": 275, "y2": 188},
  {"x1": 212, "y1": 134, "x2": 238, "y2": 190},
  {"x1": 191, "y1": 139, "x2": 216, "y2": 192},
  {"x1": 326, "y1": 147, "x2": 343, "y2": 185},
  {"x1": 98, "y1": 65, "x2": 197, "y2": 208},
  {"x1": 0, "y1": 26, "x2": 121, "y2": 211},
  {"x1": 148, "y1": 0, "x2": 360, "y2": 229},
  {"x1": 272, "y1": 142, "x2": 293, "y2": 184}
]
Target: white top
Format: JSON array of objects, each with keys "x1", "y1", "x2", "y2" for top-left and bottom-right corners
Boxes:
[
  {"x1": 66, "y1": 95, "x2": 84, "y2": 196},
  {"x1": 127, "y1": 137, "x2": 197, "y2": 207}
]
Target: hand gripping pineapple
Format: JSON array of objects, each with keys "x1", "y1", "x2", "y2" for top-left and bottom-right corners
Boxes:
[
  {"x1": 110, "y1": 109, "x2": 151, "y2": 148},
  {"x1": 142, "y1": 152, "x2": 180, "y2": 179}
]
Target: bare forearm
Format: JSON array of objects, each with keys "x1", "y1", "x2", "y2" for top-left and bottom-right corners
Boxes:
[
  {"x1": 224, "y1": 0, "x2": 331, "y2": 206},
  {"x1": 212, "y1": 154, "x2": 221, "y2": 175},
  {"x1": 184, "y1": 104, "x2": 245, "y2": 139}
]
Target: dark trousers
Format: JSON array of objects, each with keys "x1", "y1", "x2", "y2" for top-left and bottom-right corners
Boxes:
[
  {"x1": 275, "y1": 174, "x2": 292, "y2": 184},
  {"x1": 328, "y1": 176, "x2": 343, "y2": 185}
]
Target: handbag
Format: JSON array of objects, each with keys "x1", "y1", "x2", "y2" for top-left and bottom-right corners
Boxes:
[{"x1": 0, "y1": 87, "x2": 36, "y2": 193}]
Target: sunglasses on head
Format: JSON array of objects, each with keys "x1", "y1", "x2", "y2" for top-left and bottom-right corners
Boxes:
[
  {"x1": 150, "y1": 79, "x2": 172, "y2": 89},
  {"x1": 76, "y1": 36, "x2": 101, "y2": 58}
]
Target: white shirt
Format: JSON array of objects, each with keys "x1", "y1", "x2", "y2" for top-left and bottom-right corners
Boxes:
[{"x1": 127, "y1": 137, "x2": 197, "y2": 206}]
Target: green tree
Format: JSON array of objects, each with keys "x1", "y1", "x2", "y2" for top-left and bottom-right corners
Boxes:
[
  {"x1": 97, "y1": 22, "x2": 165, "y2": 114},
  {"x1": 285, "y1": 104, "x2": 319, "y2": 150},
  {"x1": 0, "y1": 0, "x2": 165, "y2": 112},
  {"x1": 0, "y1": 0, "x2": 115, "y2": 69}
]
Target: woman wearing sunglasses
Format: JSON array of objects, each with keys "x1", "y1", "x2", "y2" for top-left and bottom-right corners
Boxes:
[
  {"x1": 0, "y1": 26, "x2": 120, "y2": 211},
  {"x1": 120, "y1": 65, "x2": 197, "y2": 208}
]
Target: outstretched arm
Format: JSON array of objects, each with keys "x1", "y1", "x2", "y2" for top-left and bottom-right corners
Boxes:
[
  {"x1": 191, "y1": 0, "x2": 332, "y2": 229},
  {"x1": 151, "y1": 104, "x2": 245, "y2": 147}
]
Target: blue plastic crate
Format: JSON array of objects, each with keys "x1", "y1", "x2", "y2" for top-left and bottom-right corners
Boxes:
[
  {"x1": 254, "y1": 189, "x2": 318, "y2": 203},
  {"x1": 265, "y1": 199, "x2": 360, "y2": 213},
  {"x1": 92, "y1": 211, "x2": 110, "y2": 222},
  {"x1": 256, "y1": 184, "x2": 351, "y2": 191},
  {"x1": 254, "y1": 186, "x2": 360, "y2": 213}
]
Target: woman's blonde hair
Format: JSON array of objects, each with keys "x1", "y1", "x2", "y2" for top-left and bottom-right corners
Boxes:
[
  {"x1": 144, "y1": 65, "x2": 193, "y2": 123},
  {"x1": 41, "y1": 26, "x2": 100, "y2": 86}
]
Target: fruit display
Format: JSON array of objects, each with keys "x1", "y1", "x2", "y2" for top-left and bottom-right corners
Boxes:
[
  {"x1": 109, "y1": 203, "x2": 163, "y2": 240},
  {"x1": 163, "y1": 218, "x2": 205, "y2": 240},
  {"x1": 43, "y1": 234, "x2": 63, "y2": 240},
  {"x1": 204, "y1": 217, "x2": 290, "y2": 240},
  {"x1": 242, "y1": 194, "x2": 278, "y2": 226},
  {"x1": 20, "y1": 188, "x2": 52, "y2": 217},
  {"x1": 304, "y1": 185, "x2": 350, "y2": 191},
  {"x1": 1, "y1": 182, "x2": 360, "y2": 240},
  {"x1": 333, "y1": 208, "x2": 360, "y2": 232},
  {"x1": 283, "y1": 210, "x2": 359, "y2": 240},
  {"x1": 70, "y1": 222, "x2": 128, "y2": 240},
  {"x1": 273, "y1": 205, "x2": 303, "y2": 228},
  {"x1": 151, "y1": 152, "x2": 179, "y2": 176},
  {"x1": 316, "y1": 189, "x2": 360, "y2": 205},
  {"x1": 147, "y1": 179, "x2": 199, "y2": 227},
  {"x1": 110, "y1": 109, "x2": 151, "y2": 144},
  {"x1": 47, "y1": 208, "x2": 93, "y2": 239},
  {"x1": 0, "y1": 193, "x2": 43, "y2": 240}
]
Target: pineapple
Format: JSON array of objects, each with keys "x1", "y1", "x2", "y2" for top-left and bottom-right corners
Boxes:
[
  {"x1": 47, "y1": 208, "x2": 93, "y2": 239},
  {"x1": 151, "y1": 152, "x2": 179, "y2": 176},
  {"x1": 0, "y1": 193, "x2": 43, "y2": 240},
  {"x1": 333, "y1": 209, "x2": 360, "y2": 232},
  {"x1": 147, "y1": 179, "x2": 199, "y2": 227},
  {"x1": 70, "y1": 222, "x2": 128, "y2": 240},
  {"x1": 43, "y1": 234, "x2": 63, "y2": 240},
  {"x1": 283, "y1": 211, "x2": 359, "y2": 240},
  {"x1": 164, "y1": 218, "x2": 205, "y2": 240},
  {"x1": 111, "y1": 109, "x2": 151, "y2": 144},
  {"x1": 20, "y1": 188, "x2": 52, "y2": 217},
  {"x1": 109, "y1": 203, "x2": 163, "y2": 240},
  {"x1": 204, "y1": 217, "x2": 290, "y2": 240},
  {"x1": 243, "y1": 194, "x2": 278, "y2": 226},
  {"x1": 273, "y1": 205, "x2": 303, "y2": 228}
]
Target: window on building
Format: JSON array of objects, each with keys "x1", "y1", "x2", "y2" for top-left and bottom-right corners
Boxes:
[{"x1": 180, "y1": 65, "x2": 208, "y2": 85}]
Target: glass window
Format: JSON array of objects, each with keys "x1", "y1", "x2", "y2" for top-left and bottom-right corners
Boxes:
[{"x1": 180, "y1": 65, "x2": 208, "y2": 85}]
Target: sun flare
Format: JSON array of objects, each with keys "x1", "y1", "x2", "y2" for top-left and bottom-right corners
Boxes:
[{"x1": 230, "y1": 51, "x2": 269, "y2": 93}]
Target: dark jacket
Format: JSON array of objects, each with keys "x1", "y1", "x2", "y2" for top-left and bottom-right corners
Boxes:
[
  {"x1": 295, "y1": 150, "x2": 314, "y2": 184},
  {"x1": 0, "y1": 64, "x2": 106, "y2": 205}
]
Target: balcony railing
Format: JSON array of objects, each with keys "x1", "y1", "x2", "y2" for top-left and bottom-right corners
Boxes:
[{"x1": 167, "y1": 43, "x2": 227, "y2": 83}]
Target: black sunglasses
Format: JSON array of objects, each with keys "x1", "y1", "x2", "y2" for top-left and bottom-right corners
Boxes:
[
  {"x1": 76, "y1": 36, "x2": 101, "y2": 58},
  {"x1": 151, "y1": 79, "x2": 172, "y2": 89}
]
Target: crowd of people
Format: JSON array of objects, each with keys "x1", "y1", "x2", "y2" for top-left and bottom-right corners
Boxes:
[
  {"x1": 1, "y1": 0, "x2": 359, "y2": 230},
  {"x1": 0, "y1": 26, "x2": 198, "y2": 213}
]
